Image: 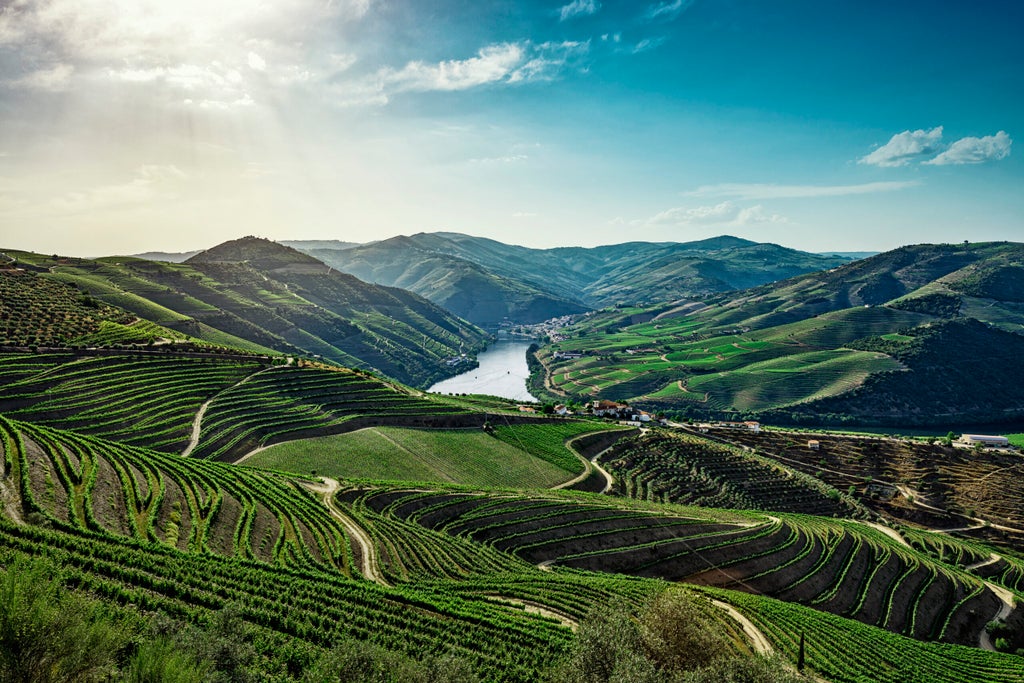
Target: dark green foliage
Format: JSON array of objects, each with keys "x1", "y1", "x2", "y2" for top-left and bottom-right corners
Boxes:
[
  {"x1": 127, "y1": 637, "x2": 210, "y2": 683},
  {"x1": 549, "y1": 590, "x2": 804, "y2": 683},
  {"x1": 889, "y1": 293, "x2": 962, "y2": 318},
  {"x1": 0, "y1": 556, "x2": 125, "y2": 683},
  {"x1": 677, "y1": 657, "x2": 808, "y2": 683},
  {"x1": 798, "y1": 319, "x2": 1024, "y2": 425},
  {"x1": 302, "y1": 638, "x2": 479, "y2": 683},
  {"x1": 947, "y1": 263, "x2": 1024, "y2": 302}
]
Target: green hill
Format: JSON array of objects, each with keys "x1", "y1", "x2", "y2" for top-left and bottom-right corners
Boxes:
[
  {"x1": 533, "y1": 241, "x2": 1024, "y2": 426},
  {"x1": 2, "y1": 238, "x2": 489, "y2": 388},
  {"x1": 303, "y1": 235, "x2": 589, "y2": 327}
]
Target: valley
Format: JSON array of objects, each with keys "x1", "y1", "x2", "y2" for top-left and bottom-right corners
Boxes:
[{"x1": 1, "y1": 236, "x2": 1023, "y2": 681}]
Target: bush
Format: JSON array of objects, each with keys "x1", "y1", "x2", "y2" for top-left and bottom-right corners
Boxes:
[
  {"x1": 548, "y1": 589, "x2": 800, "y2": 683},
  {"x1": 0, "y1": 557, "x2": 125, "y2": 683}
]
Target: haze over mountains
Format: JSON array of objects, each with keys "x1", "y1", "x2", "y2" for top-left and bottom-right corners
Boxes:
[{"x1": 285, "y1": 233, "x2": 851, "y2": 327}]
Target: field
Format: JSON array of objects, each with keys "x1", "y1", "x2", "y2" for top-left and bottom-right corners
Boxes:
[{"x1": 245, "y1": 425, "x2": 581, "y2": 488}]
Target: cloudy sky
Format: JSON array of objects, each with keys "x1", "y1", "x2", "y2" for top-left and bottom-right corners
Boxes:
[{"x1": 0, "y1": 0, "x2": 1021, "y2": 256}]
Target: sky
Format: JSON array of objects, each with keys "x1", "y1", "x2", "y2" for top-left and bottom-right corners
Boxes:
[{"x1": 0, "y1": 0, "x2": 1021, "y2": 256}]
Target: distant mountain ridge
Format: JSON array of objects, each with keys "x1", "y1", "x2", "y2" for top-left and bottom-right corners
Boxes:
[{"x1": 291, "y1": 232, "x2": 850, "y2": 327}]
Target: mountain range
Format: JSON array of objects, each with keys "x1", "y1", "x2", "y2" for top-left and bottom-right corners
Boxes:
[{"x1": 283, "y1": 233, "x2": 852, "y2": 327}]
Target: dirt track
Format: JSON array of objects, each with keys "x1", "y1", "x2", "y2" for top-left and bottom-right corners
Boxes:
[{"x1": 304, "y1": 477, "x2": 390, "y2": 586}]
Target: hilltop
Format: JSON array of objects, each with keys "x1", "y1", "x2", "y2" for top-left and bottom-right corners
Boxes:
[
  {"x1": 1, "y1": 238, "x2": 488, "y2": 387},
  {"x1": 533, "y1": 241, "x2": 1024, "y2": 427}
]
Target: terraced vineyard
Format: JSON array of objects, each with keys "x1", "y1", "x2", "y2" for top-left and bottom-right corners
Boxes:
[
  {"x1": 531, "y1": 242, "x2": 1024, "y2": 427},
  {"x1": 345, "y1": 485, "x2": 1008, "y2": 646},
  {"x1": 0, "y1": 268, "x2": 181, "y2": 347},
  {"x1": 701, "y1": 587, "x2": 1024, "y2": 683},
  {"x1": 701, "y1": 426, "x2": 1024, "y2": 543},
  {"x1": 189, "y1": 365, "x2": 478, "y2": 461},
  {"x1": 5, "y1": 241, "x2": 490, "y2": 388},
  {"x1": 0, "y1": 351, "x2": 506, "y2": 462},
  {"x1": 598, "y1": 430, "x2": 858, "y2": 516},
  {"x1": 1, "y1": 415, "x2": 352, "y2": 569},
  {"x1": 0, "y1": 354, "x2": 264, "y2": 452},
  {"x1": 2, "y1": 304, "x2": 1023, "y2": 680}
]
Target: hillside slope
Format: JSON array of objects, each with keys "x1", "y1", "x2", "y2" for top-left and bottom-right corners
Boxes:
[
  {"x1": 303, "y1": 235, "x2": 588, "y2": 327},
  {"x1": 534, "y1": 241, "x2": 1024, "y2": 426},
  {"x1": 3, "y1": 238, "x2": 488, "y2": 387}
]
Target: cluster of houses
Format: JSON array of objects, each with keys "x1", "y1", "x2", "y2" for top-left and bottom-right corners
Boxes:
[
  {"x1": 442, "y1": 354, "x2": 471, "y2": 368},
  {"x1": 590, "y1": 400, "x2": 657, "y2": 425},
  {"x1": 516, "y1": 399, "x2": 661, "y2": 426}
]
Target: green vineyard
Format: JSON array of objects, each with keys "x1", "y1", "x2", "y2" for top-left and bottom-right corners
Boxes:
[{"x1": 343, "y1": 485, "x2": 1006, "y2": 646}]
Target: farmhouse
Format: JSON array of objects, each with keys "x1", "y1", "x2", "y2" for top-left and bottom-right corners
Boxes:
[
  {"x1": 715, "y1": 421, "x2": 761, "y2": 433},
  {"x1": 592, "y1": 400, "x2": 628, "y2": 417},
  {"x1": 553, "y1": 350, "x2": 584, "y2": 360},
  {"x1": 808, "y1": 440, "x2": 821, "y2": 451},
  {"x1": 959, "y1": 434, "x2": 1010, "y2": 448},
  {"x1": 553, "y1": 404, "x2": 570, "y2": 416}
]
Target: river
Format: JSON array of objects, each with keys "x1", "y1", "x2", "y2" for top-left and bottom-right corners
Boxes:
[{"x1": 428, "y1": 340, "x2": 538, "y2": 403}]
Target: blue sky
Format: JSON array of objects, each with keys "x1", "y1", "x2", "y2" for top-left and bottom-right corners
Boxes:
[{"x1": 0, "y1": 0, "x2": 1020, "y2": 255}]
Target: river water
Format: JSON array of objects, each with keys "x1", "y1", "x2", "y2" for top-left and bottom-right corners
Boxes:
[{"x1": 428, "y1": 340, "x2": 538, "y2": 402}]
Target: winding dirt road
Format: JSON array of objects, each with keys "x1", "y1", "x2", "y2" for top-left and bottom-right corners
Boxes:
[
  {"x1": 979, "y1": 580, "x2": 1016, "y2": 651},
  {"x1": 554, "y1": 430, "x2": 620, "y2": 493},
  {"x1": 182, "y1": 367, "x2": 274, "y2": 457},
  {"x1": 304, "y1": 477, "x2": 390, "y2": 586},
  {"x1": 710, "y1": 600, "x2": 773, "y2": 655}
]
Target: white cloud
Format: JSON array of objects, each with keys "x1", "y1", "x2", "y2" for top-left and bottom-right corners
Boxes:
[
  {"x1": 0, "y1": 0, "x2": 369, "y2": 104},
  {"x1": 559, "y1": 0, "x2": 600, "y2": 21},
  {"x1": 247, "y1": 52, "x2": 267, "y2": 72},
  {"x1": 381, "y1": 43, "x2": 526, "y2": 93},
  {"x1": 686, "y1": 180, "x2": 922, "y2": 199},
  {"x1": 340, "y1": 41, "x2": 588, "y2": 105},
  {"x1": 859, "y1": 127, "x2": 944, "y2": 167},
  {"x1": 631, "y1": 37, "x2": 667, "y2": 54},
  {"x1": 328, "y1": 53, "x2": 357, "y2": 74},
  {"x1": 642, "y1": 0, "x2": 695, "y2": 22},
  {"x1": 860, "y1": 127, "x2": 1013, "y2": 167},
  {"x1": 648, "y1": 201, "x2": 787, "y2": 227},
  {"x1": 924, "y1": 130, "x2": 1012, "y2": 166},
  {"x1": 8, "y1": 63, "x2": 75, "y2": 91}
]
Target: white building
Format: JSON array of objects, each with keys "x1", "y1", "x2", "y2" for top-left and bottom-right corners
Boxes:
[{"x1": 959, "y1": 434, "x2": 1010, "y2": 448}]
